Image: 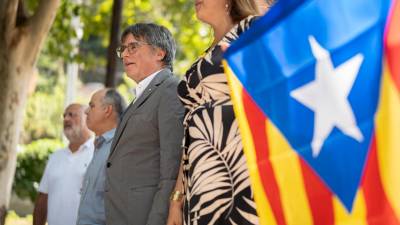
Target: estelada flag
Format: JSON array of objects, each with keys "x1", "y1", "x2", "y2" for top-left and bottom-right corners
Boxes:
[{"x1": 224, "y1": 0, "x2": 400, "y2": 224}]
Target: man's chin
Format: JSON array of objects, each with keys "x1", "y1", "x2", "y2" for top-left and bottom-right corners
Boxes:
[
  {"x1": 64, "y1": 133, "x2": 73, "y2": 141},
  {"x1": 86, "y1": 123, "x2": 94, "y2": 132},
  {"x1": 127, "y1": 73, "x2": 139, "y2": 82},
  {"x1": 64, "y1": 128, "x2": 70, "y2": 135},
  {"x1": 64, "y1": 130, "x2": 80, "y2": 141}
]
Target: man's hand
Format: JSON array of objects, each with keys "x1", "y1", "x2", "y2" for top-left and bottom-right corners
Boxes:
[{"x1": 33, "y1": 193, "x2": 48, "y2": 225}]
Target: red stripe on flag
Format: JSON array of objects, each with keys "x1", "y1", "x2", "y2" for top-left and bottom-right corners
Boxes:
[
  {"x1": 385, "y1": 0, "x2": 400, "y2": 91},
  {"x1": 299, "y1": 159, "x2": 335, "y2": 225},
  {"x1": 362, "y1": 135, "x2": 400, "y2": 225},
  {"x1": 242, "y1": 89, "x2": 287, "y2": 225}
]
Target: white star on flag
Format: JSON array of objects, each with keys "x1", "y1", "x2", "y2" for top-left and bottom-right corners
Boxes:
[{"x1": 290, "y1": 36, "x2": 364, "y2": 157}]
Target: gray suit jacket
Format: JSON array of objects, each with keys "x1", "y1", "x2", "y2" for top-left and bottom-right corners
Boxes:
[{"x1": 104, "y1": 69, "x2": 184, "y2": 225}]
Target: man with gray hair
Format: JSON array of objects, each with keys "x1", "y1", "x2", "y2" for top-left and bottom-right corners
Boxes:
[
  {"x1": 105, "y1": 23, "x2": 184, "y2": 225},
  {"x1": 76, "y1": 88, "x2": 126, "y2": 225}
]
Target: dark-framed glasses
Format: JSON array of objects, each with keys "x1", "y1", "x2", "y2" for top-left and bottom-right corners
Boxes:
[{"x1": 116, "y1": 41, "x2": 149, "y2": 58}]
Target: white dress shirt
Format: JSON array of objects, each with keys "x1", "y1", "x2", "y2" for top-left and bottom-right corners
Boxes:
[{"x1": 134, "y1": 69, "x2": 162, "y2": 100}]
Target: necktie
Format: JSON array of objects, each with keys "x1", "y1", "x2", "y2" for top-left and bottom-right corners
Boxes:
[{"x1": 94, "y1": 136, "x2": 105, "y2": 150}]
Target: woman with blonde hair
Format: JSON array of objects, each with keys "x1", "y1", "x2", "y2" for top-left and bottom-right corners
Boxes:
[{"x1": 167, "y1": 0, "x2": 272, "y2": 224}]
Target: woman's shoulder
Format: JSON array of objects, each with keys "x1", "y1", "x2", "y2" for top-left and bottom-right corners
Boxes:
[
  {"x1": 222, "y1": 15, "x2": 259, "y2": 43},
  {"x1": 237, "y1": 15, "x2": 259, "y2": 32}
]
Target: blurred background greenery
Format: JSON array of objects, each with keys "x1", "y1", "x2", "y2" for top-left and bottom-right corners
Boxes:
[{"x1": 5, "y1": 211, "x2": 32, "y2": 225}]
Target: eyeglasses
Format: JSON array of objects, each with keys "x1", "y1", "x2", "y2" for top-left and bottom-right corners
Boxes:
[{"x1": 116, "y1": 41, "x2": 149, "y2": 58}]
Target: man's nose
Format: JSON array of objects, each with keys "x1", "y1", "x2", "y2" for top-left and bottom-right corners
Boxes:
[
  {"x1": 63, "y1": 116, "x2": 70, "y2": 123},
  {"x1": 121, "y1": 47, "x2": 130, "y2": 58}
]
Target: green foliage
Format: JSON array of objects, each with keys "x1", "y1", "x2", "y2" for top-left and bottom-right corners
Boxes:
[
  {"x1": 24, "y1": 0, "x2": 82, "y2": 64},
  {"x1": 24, "y1": 0, "x2": 212, "y2": 83},
  {"x1": 21, "y1": 56, "x2": 65, "y2": 143},
  {"x1": 13, "y1": 139, "x2": 63, "y2": 202},
  {"x1": 45, "y1": 0, "x2": 212, "y2": 76},
  {"x1": 45, "y1": 0, "x2": 82, "y2": 61},
  {"x1": 117, "y1": 75, "x2": 136, "y2": 103}
]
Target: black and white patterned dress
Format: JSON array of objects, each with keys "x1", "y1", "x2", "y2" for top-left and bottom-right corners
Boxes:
[{"x1": 177, "y1": 16, "x2": 259, "y2": 225}]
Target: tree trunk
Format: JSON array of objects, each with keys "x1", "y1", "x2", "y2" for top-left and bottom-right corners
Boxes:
[
  {"x1": 0, "y1": 47, "x2": 31, "y2": 224},
  {"x1": 105, "y1": 0, "x2": 123, "y2": 88},
  {"x1": 0, "y1": 0, "x2": 60, "y2": 223}
]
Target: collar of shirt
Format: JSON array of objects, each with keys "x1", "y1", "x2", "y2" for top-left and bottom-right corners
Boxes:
[
  {"x1": 134, "y1": 69, "x2": 162, "y2": 99},
  {"x1": 96, "y1": 128, "x2": 116, "y2": 146},
  {"x1": 67, "y1": 137, "x2": 94, "y2": 155}
]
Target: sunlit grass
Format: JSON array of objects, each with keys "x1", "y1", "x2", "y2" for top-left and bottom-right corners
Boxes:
[{"x1": 5, "y1": 211, "x2": 32, "y2": 225}]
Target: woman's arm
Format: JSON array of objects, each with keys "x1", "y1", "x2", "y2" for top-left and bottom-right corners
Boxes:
[{"x1": 166, "y1": 160, "x2": 185, "y2": 225}]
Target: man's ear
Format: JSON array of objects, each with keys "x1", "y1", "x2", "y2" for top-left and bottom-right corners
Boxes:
[
  {"x1": 155, "y1": 48, "x2": 166, "y2": 62},
  {"x1": 104, "y1": 104, "x2": 113, "y2": 118}
]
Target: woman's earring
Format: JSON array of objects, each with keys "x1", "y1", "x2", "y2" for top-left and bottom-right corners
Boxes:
[{"x1": 225, "y1": 3, "x2": 229, "y2": 14}]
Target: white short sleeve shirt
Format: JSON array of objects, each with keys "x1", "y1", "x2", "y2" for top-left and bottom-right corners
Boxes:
[{"x1": 39, "y1": 138, "x2": 94, "y2": 225}]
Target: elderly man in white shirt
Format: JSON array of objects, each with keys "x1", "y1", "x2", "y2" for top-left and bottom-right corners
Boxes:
[{"x1": 33, "y1": 103, "x2": 94, "y2": 225}]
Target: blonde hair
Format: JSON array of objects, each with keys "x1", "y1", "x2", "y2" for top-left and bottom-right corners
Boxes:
[{"x1": 229, "y1": 0, "x2": 259, "y2": 22}]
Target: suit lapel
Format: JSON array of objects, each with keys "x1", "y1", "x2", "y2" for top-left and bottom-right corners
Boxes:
[{"x1": 108, "y1": 69, "x2": 171, "y2": 158}]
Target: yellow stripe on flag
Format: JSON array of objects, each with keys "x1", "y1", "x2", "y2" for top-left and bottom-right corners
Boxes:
[
  {"x1": 333, "y1": 189, "x2": 367, "y2": 225},
  {"x1": 266, "y1": 121, "x2": 313, "y2": 225},
  {"x1": 224, "y1": 61, "x2": 277, "y2": 225},
  {"x1": 375, "y1": 65, "x2": 400, "y2": 220}
]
